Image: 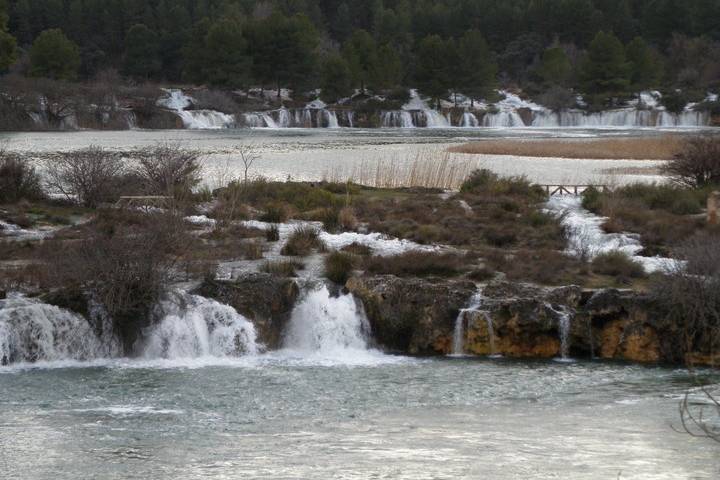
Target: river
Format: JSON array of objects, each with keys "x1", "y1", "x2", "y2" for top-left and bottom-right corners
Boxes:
[{"x1": 0, "y1": 126, "x2": 705, "y2": 186}]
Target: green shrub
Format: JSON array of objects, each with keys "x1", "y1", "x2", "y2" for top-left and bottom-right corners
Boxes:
[
  {"x1": 591, "y1": 251, "x2": 646, "y2": 280},
  {"x1": 324, "y1": 251, "x2": 355, "y2": 284},
  {"x1": 280, "y1": 226, "x2": 326, "y2": 256},
  {"x1": 260, "y1": 203, "x2": 289, "y2": 223},
  {"x1": 460, "y1": 168, "x2": 544, "y2": 201},
  {"x1": 581, "y1": 186, "x2": 602, "y2": 212}
]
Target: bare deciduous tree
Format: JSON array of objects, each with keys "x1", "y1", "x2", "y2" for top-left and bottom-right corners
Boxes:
[
  {"x1": 664, "y1": 135, "x2": 720, "y2": 188},
  {"x1": 43, "y1": 146, "x2": 125, "y2": 207},
  {"x1": 132, "y1": 143, "x2": 203, "y2": 199},
  {"x1": 0, "y1": 148, "x2": 44, "y2": 203},
  {"x1": 238, "y1": 143, "x2": 260, "y2": 184}
]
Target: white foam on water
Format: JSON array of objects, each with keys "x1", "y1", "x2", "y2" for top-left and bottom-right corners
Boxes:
[
  {"x1": 546, "y1": 195, "x2": 679, "y2": 273},
  {"x1": 277, "y1": 285, "x2": 392, "y2": 366},
  {"x1": 0, "y1": 294, "x2": 119, "y2": 364},
  {"x1": 546, "y1": 303, "x2": 574, "y2": 360},
  {"x1": 143, "y1": 293, "x2": 260, "y2": 360}
]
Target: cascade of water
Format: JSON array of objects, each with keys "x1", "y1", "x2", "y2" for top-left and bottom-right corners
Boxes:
[
  {"x1": 382, "y1": 111, "x2": 415, "y2": 128},
  {"x1": 178, "y1": 110, "x2": 234, "y2": 129},
  {"x1": 283, "y1": 285, "x2": 372, "y2": 357},
  {"x1": 423, "y1": 109, "x2": 450, "y2": 127},
  {"x1": 347, "y1": 111, "x2": 354, "y2": 128},
  {"x1": 547, "y1": 304, "x2": 573, "y2": 360},
  {"x1": 461, "y1": 112, "x2": 479, "y2": 127},
  {"x1": 143, "y1": 293, "x2": 259, "y2": 359},
  {"x1": 0, "y1": 294, "x2": 118, "y2": 364},
  {"x1": 451, "y1": 290, "x2": 485, "y2": 355},
  {"x1": 484, "y1": 312, "x2": 497, "y2": 356},
  {"x1": 261, "y1": 113, "x2": 278, "y2": 128},
  {"x1": 325, "y1": 110, "x2": 340, "y2": 128},
  {"x1": 277, "y1": 108, "x2": 291, "y2": 128}
]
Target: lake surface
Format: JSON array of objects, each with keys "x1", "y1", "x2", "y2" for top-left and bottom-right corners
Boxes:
[
  {"x1": 1, "y1": 356, "x2": 718, "y2": 479},
  {"x1": 0, "y1": 126, "x2": 703, "y2": 185}
]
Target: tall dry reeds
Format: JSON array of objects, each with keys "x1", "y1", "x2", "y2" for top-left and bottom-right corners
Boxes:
[
  {"x1": 323, "y1": 148, "x2": 480, "y2": 190},
  {"x1": 448, "y1": 135, "x2": 685, "y2": 160}
]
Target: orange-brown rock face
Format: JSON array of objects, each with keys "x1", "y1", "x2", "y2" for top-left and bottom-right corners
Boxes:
[{"x1": 599, "y1": 318, "x2": 660, "y2": 363}]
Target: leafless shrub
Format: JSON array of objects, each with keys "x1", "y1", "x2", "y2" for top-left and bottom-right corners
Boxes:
[
  {"x1": 44, "y1": 211, "x2": 190, "y2": 353},
  {"x1": 652, "y1": 232, "x2": 720, "y2": 441},
  {"x1": 0, "y1": 149, "x2": 44, "y2": 202},
  {"x1": 238, "y1": 144, "x2": 261, "y2": 184},
  {"x1": 131, "y1": 143, "x2": 203, "y2": 199},
  {"x1": 43, "y1": 146, "x2": 125, "y2": 207},
  {"x1": 665, "y1": 135, "x2": 720, "y2": 188}
]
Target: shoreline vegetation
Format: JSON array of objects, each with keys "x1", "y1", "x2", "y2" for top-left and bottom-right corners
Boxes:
[{"x1": 448, "y1": 135, "x2": 689, "y2": 160}]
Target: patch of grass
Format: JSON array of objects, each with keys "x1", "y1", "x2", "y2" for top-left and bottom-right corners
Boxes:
[
  {"x1": 260, "y1": 202, "x2": 290, "y2": 223},
  {"x1": 591, "y1": 251, "x2": 646, "y2": 283},
  {"x1": 364, "y1": 251, "x2": 465, "y2": 277},
  {"x1": 460, "y1": 169, "x2": 545, "y2": 201},
  {"x1": 280, "y1": 226, "x2": 326, "y2": 256},
  {"x1": 449, "y1": 135, "x2": 684, "y2": 160},
  {"x1": 324, "y1": 251, "x2": 356, "y2": 284},
  {"x1": 483, "y1": 248, "x2": 585, "y2": 286},
  {"x1": 261, "y1": 260, "x2": 303, "y2": 277}
]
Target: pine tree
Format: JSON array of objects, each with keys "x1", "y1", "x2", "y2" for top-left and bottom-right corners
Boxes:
[
  {"x1": 626, "y1": 36, "x2": 663, "y2": 98},
  {"x1": 538, "y1": 46, "x2": 572, "y2": 87},
  {"x1": 123, "y1": 24, "x2": 162, "y2": 79},
  {"x1": 202, "y1": 18, "x2": 251, "y2": 88},
  {"x1": 370, "y1": 43, "x2": 403, "y2": 90},
  {"x1": 415, "y1": 34, "x2": 451, "y2": 108},
  {"x1": 342, "y1": 29, "x2": 378, "y2": 93},
  {"x1": 580, "y1": 31, "x2": 631, "y2": 101},
  {"x1": 456, "y1": 29, "x2": 497, "y2": 106},
  {"x1": 0, "y1": 0, "x2": 16, "y2": 72},
  {"x1": 320, "y1": 54, "x2": 353, "y2": 103},
  {"x1": 29, "y1": 29, "x2": 81, "y2": 81}
]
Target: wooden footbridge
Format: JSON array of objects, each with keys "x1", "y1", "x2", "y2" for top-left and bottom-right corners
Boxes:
[{"x1": 537, "y1": 184, "x2": 611, "y2": 196}]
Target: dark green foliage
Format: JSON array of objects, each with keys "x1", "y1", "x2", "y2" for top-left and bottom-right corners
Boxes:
[
  {"x1": 123, "y1": 24, "x2": 161, "y2": 79},
  {"x1": 415, "y1": 35, "x2": 451, "y2": 105},
  {"x1": 456, "y1": 30, "x2": 497, "y2": 104},
  {"x1": 538, "y1": 47, "x2": 572, "y2": 87},
  {"x1": 626, "y1": 36, "x2": 663, "y2": 94},
  {"x1": 460, "y1": 169, "x2": 545, "y2": 201},
  {"x1": 324, "y1": 251, "x2": 355, "y2": 284},
  {"x1": 0, "y1": 3, "x2": 16, "y2": 72},
  {"x1": 320, "y1": 54, "x2": 353, "y2": 103},
  {"x1": 29, "y1": 29, "x2": 80, "y2": 80},
  {"x1": 581, "y1": 31, "x2": 630, "y2": 100}
]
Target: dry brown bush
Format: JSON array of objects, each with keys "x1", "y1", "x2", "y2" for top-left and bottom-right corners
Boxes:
[{"x1": 664, "y1": 135, "x2": 720, "y2": 188}]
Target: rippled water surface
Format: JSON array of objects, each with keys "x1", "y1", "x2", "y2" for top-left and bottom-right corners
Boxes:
[{"x1": 2, "y1": 358, "x2": 719, "y2": 479}]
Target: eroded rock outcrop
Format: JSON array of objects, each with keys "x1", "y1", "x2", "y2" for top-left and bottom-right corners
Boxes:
[{"x1": 195, "y1": 274, "x2": 300, "y2": 348}]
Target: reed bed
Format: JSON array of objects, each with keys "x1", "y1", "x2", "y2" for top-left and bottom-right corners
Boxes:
[
  {"x1": 323, "y1": 148, "x2": 481, "y2": 190},
  {"x1": 447, "y1": 135, "x2": 685, "y2": 160}
]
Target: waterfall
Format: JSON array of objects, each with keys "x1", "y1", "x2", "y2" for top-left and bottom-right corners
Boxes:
[
  {"x1": 547, "y1": 304, "x2": 573, "y2": 360},
  {"x1": 0, "y1": 294, "x2": 119, "y2": 365},
  {"x1": 277, "y1": 108, "x2": 291, "y2": 128},
  {"x1": 484, "y1": 312, "x2": 497, "y2": 356},
  {"x1": 461, "y1": 112, "x2": 479, "y2": 127},
  {"x1": 451, "y1": 290, "x2": 485, "y2": 356},
  {"x1": 177, "y1": 110, "x2": 234, "y2": 129},
  {"x1": 347, "y1": 111, "x2": 354, "y2": 128},
  {"x1": 261, "y1": 113, "x2": 278, "y2": 128},
  {"x1": 325, "y1": 110, "x2": 339, "y2": 128},
  {"x1": 482, "y1": 111, "x2": 525, "y2": 127},
  {"x1": 143, "y1": 293, "x2": 259, "y2": 359},
  {"x1": 282, "y1": 285, "x2": 375, "y2": 360},
  {"x1": 382, "y1": 111, "x2": 415, "y2": 128},
  {"x1": 423, "y1": 109, "x2": 450, "y2": 127},
  {"x1": 531, "y1": 108, "x2": 709, "y2": 127}
]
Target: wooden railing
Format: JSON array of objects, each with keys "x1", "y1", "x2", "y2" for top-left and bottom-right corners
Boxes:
[{"x1": 537, "y1": 185, "x2": 610, "y2": 196}]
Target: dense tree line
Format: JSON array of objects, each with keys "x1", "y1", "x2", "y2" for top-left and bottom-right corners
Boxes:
[{"x1": 0, "y1": 0, "x2": 719, "y2": 108}]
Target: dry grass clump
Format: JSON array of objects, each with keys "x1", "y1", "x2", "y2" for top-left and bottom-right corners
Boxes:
[
  {"x1": 364, "y1": 251, "x2": 465, "y2": 277},
  {"x1": 261, "y1": 260, "x2": 304, "y2": 277},
  {"x1": 341, "y1": 242, "x2": 373, "y2": 256},
  {"x1": 280, "y1": 226, "x2": 326, "y2": 256},
  {"x1": 448, "y1": 135, "x2": 685, "y2": 160},
  {"x1": 483, "y1": 248, "x2": 585, "y2": 286},
  {"x1": 591, "y1": 251, "x2": 646, "y2": 283},
  {"x1": 324, "y1": 252, "x2": 356, "y2": 284}
]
